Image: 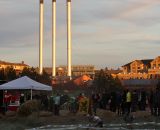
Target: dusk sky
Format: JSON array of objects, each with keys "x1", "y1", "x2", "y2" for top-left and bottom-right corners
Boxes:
[{"x1": 0, "y1": 0, "x2": 160, "y2": 69}]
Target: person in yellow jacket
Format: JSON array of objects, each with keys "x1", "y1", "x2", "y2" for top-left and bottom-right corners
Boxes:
[{"x1": 126, "y1": 89, "x2": 132, "y2": 115}]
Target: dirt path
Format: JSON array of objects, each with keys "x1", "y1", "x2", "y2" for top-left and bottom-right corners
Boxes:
[{"x1": 0, "y1": 109, "x2": 158, "y2": 130}]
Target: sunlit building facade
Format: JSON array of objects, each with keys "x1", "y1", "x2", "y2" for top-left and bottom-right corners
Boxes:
[
  {"x1": 117, "y1": 58, "x2": 157, "y2": 79},
  {"x1": 44, "y1": 65, "x2": 95, "y2": 77},
  {"x1": 57, "y1": 65, "x2": 95, "y2": 77},
  {"x1": 0, "y1": 60, "x2": 29, "y2": 74},
  {"x1": 148, "y1": 56, "x2": 160, "y2": 79}
]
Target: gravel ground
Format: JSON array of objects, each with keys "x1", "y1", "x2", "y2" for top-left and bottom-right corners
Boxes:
[{"x1": 0, "y1": 109, "x2": 160, "y2": 130}]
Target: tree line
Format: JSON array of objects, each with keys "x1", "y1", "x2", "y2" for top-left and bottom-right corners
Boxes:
[
  {"x1": 0, "y1": 67, "x2": 122, "y2": 91},
  {"x1": 0, "y1": 67, "x2": 51, "y2": 85},
  {"x1": 93, "y1": 69, "x2": 123, "y2": 93}
]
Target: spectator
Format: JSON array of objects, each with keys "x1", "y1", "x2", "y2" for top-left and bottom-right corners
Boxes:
[
  {"x1": 126, "y1": 89, "x2": 132, "y2": 115},
  {"x1": 20, "y1": 93, "x2": 25, "y2": 105},
  {"x1": 4, "y1": 91, "x2": 11, "y2": 112},
  {"x1": 148, "y1": 90, "x2": 154, "y2": 115},
  {"x1": 54, "y1": 93, "x2": 61, "y2": 115},
  {"x1": 92, "y1": 93, "x2": 100, "y2": 115},
  {"x1": 110, "y1": 92, "x2": 117, "y2": 112},
  {"x1": 116, "y1": 91, "x2": 122, "y2": 115},
  {"x1": 131, "y1": 90, "x2": 138, "y2": 112},
  {"x1": 121, "y1": 90, "x2": 127, "y2": 115}
]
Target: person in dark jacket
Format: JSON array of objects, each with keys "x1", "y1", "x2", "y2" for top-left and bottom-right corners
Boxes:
[
  {"x1": 121, "y1": 90, "x2": 127, "y2": 115},
  {"x1": 148, "y1": 90, "x2": 154, "y2": 115},
  {"x1": 153, "y1": 87, "x2": 160, "y2": 116},
  {"x1": 20, "y1": 93, "x2": 25, "y2": 105}
]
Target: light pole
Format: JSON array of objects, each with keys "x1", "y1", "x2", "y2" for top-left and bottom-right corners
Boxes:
[
  {"x1": 52, "y1": 0, "x2": 56, "y2": 78},
  {"x1": 39, "y1": 0, "x2": 44, "y2": 75},
  {"x1": 67, "y1": 0, "x2": 72, "y2": 79}
]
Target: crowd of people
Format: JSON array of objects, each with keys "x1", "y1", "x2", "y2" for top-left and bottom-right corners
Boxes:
[
  {"x1": 1, "y1": 87, "x2": 160, "y2": 127},
  {"x1": 91, "y1": 88, "x2": 160, "y2": 117},
  {"x1": 28, "y1": 87, "x2": 160, "y2": 118},
  {"x1": 51, "y1": 88, "x2": 160, "y2": 118},
  {"x1": 1, "y1": 88, "x2": 160, "y2": 116}
]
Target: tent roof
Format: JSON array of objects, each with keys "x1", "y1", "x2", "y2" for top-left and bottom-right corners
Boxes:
[{"x1": 0, "y1": 76, "x2": 52, "y2": 91}]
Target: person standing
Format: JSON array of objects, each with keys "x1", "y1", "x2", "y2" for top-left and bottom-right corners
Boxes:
[
  {"x1": 131, "y1": 90, "x2": 138, "y2": 112},
  {"x1": 121, "y1": 90, "x2": 127, "y2": 115},
  {"x1": 20, "y1": 93, "x2": 25, "y2": 105},
  {"x1": 126, "y1": 89, "x2": 132, "y2": 115},
  {"x1": 54, "y1": 93, "x2": 60, "y2": 115},
  {"x1": 116, "y1": 91, "x2": 122, "y2": 115},
  {"x1": 92, "y1": 93, "x2": 100, "y2": 115},
  {"x1": 148, "y1": 90, "x2": 154, "y2": 115},
  {"x1": 4, "y1": 91, "x2": 11, "y2": 112}
]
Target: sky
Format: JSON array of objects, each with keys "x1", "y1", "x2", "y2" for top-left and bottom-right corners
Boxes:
[{"x1": 0, "y1": 0, "x2": 160, "y2": 69}]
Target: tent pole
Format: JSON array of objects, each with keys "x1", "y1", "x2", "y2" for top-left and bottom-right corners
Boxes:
[{"x1": 31, "y1": 89, "x2": 32, "y2": 100}]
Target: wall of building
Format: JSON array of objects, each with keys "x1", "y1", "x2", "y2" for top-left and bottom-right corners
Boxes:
[
  {"x1": 118, "y1": 56, "x2": 160, "y2": 80},
  {"x1": 0, "y1": 61, "x2": 29, "y2": 74}
]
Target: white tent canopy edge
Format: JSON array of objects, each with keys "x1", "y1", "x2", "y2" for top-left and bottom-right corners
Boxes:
[{"x1": 0, "y1": 76, "x2": 52, "y2": 100}]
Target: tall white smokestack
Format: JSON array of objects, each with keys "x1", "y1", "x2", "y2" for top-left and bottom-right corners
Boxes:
[
  {"x1": 39, "y1": 0, "x2": 44, "y2": 74},
  {"x1": 67, "y1": 0, "x2": 72, "y2": 78},
  {"x1": 52, "y1": 0, "x2": 56, "y2": 77}
]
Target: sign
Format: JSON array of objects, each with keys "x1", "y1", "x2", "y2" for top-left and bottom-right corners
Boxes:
[{"x1": 78, "y1": 97, "x2": 89, "y2": 114}]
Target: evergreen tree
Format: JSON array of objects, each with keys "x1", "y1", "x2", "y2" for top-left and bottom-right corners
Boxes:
[
  {"x1": 5, "y1": 67, "x2": 17, "y2": 81},
  {"x1": 0, "y1": 68, "x2": 6, "y2": 80},
  {"x1": 94, "y1": 69, "x2": 122, "y2": 93},
  {"x1": 21, "y1": 67, "x2": 51, "y2": 85}
]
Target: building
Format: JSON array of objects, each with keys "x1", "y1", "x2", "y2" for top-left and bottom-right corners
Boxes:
[
  {"x1": 148, "y1": 56, "x2": 160, "y2": 79},
  {"x1": 0, "y1": 60, "x2": 29, "y2": 74},
  {"x1": 131, "y1": 60, "x2": 152, "y2": 73},
  {"x1": 71, "y1": 65, "x2": 95, "y2": 77},
  {"x1": 44, "y1": 65, "x2": 95, "y2": 77},
  {"x1": 118, "y1": 59, "x2": 154, "y2": 79}
]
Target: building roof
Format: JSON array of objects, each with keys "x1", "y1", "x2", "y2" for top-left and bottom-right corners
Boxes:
[
  {"x1": 141, "y1": 59, "x2": 153, "y2": 65},
  {"x1": 122, "y1": 62, "x2": 133, "y2": 67},
  {"x1": 151, "y1": 56, "x2": 160, "y2": 62},
  {"x1": 122, "y1": 59, "x2": 153, "y2": 67}
]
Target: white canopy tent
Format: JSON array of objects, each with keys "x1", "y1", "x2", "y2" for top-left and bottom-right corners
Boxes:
[{"x1": 0, "y1": 76, "x2": 52, "y2": 99}]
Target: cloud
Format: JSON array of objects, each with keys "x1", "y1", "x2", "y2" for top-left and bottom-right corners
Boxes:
[{"x1": 0, "y1": 0, "x2": 160, "y2": 69}]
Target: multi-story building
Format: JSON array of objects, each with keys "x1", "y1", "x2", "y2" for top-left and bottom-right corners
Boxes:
[
  {"x1": 44, "y1": 65, "x2": 95, "y2": 77},
  {"x1": 0, "y1": 60, "x2": 29, "y2": 74},
  {"x1": 130, "y1": 60, "x2": 152, "y2": 73},
  {"x1": 148, "y1": 56, "x2": 160, "y2": 79},
  {"x1": 122, "y1": 62, "x2": 132, "y2": 74},
  {"x1": 57, "y1": 65, "x2": 95, "y2": 77},
  {"x1": 118, "y1": 59, "x2": 153, "y2": 79}
]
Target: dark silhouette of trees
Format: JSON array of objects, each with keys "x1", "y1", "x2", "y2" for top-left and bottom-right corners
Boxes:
[
  {"x1": 21, "y1": 67, "x2": 51, "y2": 85},
  {"x1": 94, "y1": 69, "x2": 122, "y2": 93},
  {"x1": 0, "y1": 67, "x2": 17, "y2": 82},
  {"x1": 21, "y1": 67, "x2": 38, "y2": 80},
  {"x1": 0, "y1": 67, "x2": 51, "y2": 85},
  {"x1": 0, "y1": 68, "x2": 6, "y2": 80},
  {"x1": 5, "y1": 67, "x2": 17, "y2": 81}
]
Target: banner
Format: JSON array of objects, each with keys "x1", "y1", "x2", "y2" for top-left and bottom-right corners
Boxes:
[{"x1": 79, "y1": 97, "x2": 89, "y2": 114}]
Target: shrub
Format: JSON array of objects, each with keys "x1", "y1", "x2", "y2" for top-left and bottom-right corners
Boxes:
[{"x1": 17, "y1": 100, "x2": 40, "y2": 116}]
